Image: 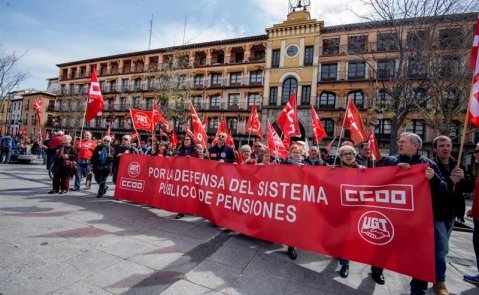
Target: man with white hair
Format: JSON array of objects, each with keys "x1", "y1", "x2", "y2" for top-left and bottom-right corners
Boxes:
[{"x1": 72, "y1": 131, "x2": 97, "y2": 191}]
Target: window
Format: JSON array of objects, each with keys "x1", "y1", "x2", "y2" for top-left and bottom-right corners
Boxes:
[
  {"x1": 377, "y1": 32, "x2": 398, "y2": 51},
  {"x1": 249, "y1": 71, "x2": 263, "y2": 85},
  {"x1": 234, "y1": 51, "x2": 244, "y2": 63},
  {"x1": 193, "y1": 75, "x2": 204, "y2": 87},
  {"x1": 133, "y1": 79, "x2": 142, "y2": 90},
  {"x1": 210, "y1": 95, "x2": 221, "y2": 109},
  {"x1": 348, "y1": 35, "x2": 367, "y2": 53},
  {"x1": 376, "y1": 119, "x2": 392, "y2": 140},
  {"x1": 304, "y1": 46, "x2": 314, "y2": 66},
  {"x1": 269, "y1": 87, "x2": 278, "y2": 105},
  {"x1": 191, "y1": 96, "x2": 203, "y2": 109},
  {"x1": 228, "y1": 93, "x2": 240, "y2": 108},
  {"x1": 348, "y1": 91, "x2": 365, "y2": 110},
  {"x1": 145, "y1": 98, "x2": 153, "y2": 110},
  {"x1": 318, "y1": 91, "x2": 336, "y2": 109},
  {"x1": 271, "y1": 49, "x2": 280, "y2": 68},
  {"x1": 301, "y1": 86, "x2": 311, "y2": 105},
  {"x1": 449, "y1": 121, "x2": 460, "y2": 143},
  {"x1": 321, "y1": 63, "x2": 338, "y2": 81},
  {"x1": 132, "y1": 96, "x2": 140, "y2": 109},
  {"x1": 376, "y1": 90, "x2": 393, "y2": 107},
  {"x1": 230, "y1": 72, "x2": 242, "y2": 86},
  {"x1": 443, "y1": 89, "x2": 460, "y2": 109},
  {"x1": 120, "y1": 97, "x2": 127, "y2": 109},
  {"x1": 407, "y1": 30, "x2": 427, "y2": 50},
  {"x1": 248, "y1": 93, "x2": 261, "y2": 107},
  {"x1": 377, "y1": 59, "x2": 396, "y2": 79},
  {"x1": 208, "y1": 117, "x2": 220, "y2": 131},
  {"x1": 408, "y1": 58, "x2": 427, "y2": 78},
  {"x1": 228, "y1": 118, "x2": 238, "y2": 131},
  {"x1": 322, "y1": 38, "x2": 340, "y2": 55},
  {"x1": 281, "y1": 77, "x2": 298, "y2": 105},
  {"x1": 211, "y1": 73, "x2": 222, "y2": 86},
  {"x1": 321, "y1": 119, "x2": 335, "y2": 137},
  {"x1": 177, "y1": 75, "x2": 187, "y2": 88},
  {"x1": 216, "y1": 53, "x2": 224, "y2": 64},
  {"x1": 412, "y1": 88, "x2": 428, "y2": 108},
  {"x1": 122, "y1": 79, "x2": 129, "y2": 91},
  {"x1": 439, "y1": 56, "x2": 462, "y2": 77},
  {"x1": 406, "y1": 120, "x2": 426, "y2": 140},
  {"x1": 439, "y1": 28, "x2": 463, "y2": 49},
  {"x1": 109, "y1": 80, "x2": 117, "y2": 92},
  {"x1": 348, "y1": 61, "x2": 366, "y2": 79}
]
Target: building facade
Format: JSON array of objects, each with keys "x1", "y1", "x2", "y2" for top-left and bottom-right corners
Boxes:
[{"x1": 52, "y1": 5, "x2": 478, "y2": 159}]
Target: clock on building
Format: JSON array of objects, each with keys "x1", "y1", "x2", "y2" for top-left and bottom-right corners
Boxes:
[{"x1": 286, "y1": 44, "x2": 299, "y2": 57}]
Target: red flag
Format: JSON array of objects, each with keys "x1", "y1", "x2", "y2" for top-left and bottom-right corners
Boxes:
[
  {"x1": 266, "y1": 120, "x2": 288, "y2": 160},
  {"x1": 246, "y1": 105, "x2": 263, "y2": 137},
  {"x1": 325, "y1": 136, "x2": 337, "y2": 153},
  {"x1": 129, "y1": 109, "x2": 154, "y2": 132},
  {"x1": 85, "y1": 68, "x2": 105, "y2": 122},
  {"x1": 185, "y1": 122, "x2": 196, "y2": 140},
  {"x1": 276, "y1": 91, "x2": 301, "y2": 145},
  {"x1": 170, "y1": 130, "x2": 179, "y2": 149},
  {"x1": 212, "y1": 118, "x2": 228, "y2": 146},
  {"x1": 368, "y1": 126, "x2": 382, "y2": 161},
  {"x1": 311, "y1": 104, "x2": 326, "y2": 143},
  {"x1": 129, "y1": 131, "x2": 139, "y2": 142},
  {"x1": 202, "y1": 115, "x2": 208, "y2": 129},
  {"x1": 226, "y1": 130, "x2": 235, "y2": 149},
  {"x1": 190, "y1": 103, "x2": 208, "y2": 148},
  {"x1": 105, "y1": 124, "x2": 111, "y2": 137},
  {"x1": 343, "y1": 98, "x2": 367, "y2": 144},
  {"x1": 152, "y1": 102, "x2": 171, "y2": 131},
  {"x1": 468, "y1": 14, "x2": 479, "y2": 127}
]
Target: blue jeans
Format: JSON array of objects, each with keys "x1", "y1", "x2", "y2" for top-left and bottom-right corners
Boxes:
[
  {"x1": 74, "y1": 162, "x2": 90, "y2": 189},
  {"x1": 435, "y1": 218, "x2": 454, "y2": 282},
  {"x1": 1, "y1": 148, "x2": 12, "y2": 163}
]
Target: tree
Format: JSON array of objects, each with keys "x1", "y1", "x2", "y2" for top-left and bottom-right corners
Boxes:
[
  {"x1": 0, "y1": 47, "x2": 29, "y2": 108},
  {"x1": 357, "y1": 0, "x2": 479, "y2": 153}
]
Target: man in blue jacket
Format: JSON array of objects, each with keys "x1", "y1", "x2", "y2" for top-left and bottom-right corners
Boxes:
[
  {"x1": 382, "y1": 132, "x2": 448, "y2": 295},
  {"x1": 1, "y1": 135, "x2": 16, "y2": 164}
]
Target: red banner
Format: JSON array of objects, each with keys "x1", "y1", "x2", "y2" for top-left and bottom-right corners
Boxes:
[{"x1": 115, "y1": 155, "x2": 434, "y2": 282}]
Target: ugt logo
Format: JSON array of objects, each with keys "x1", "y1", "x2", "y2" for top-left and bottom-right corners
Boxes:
[
  {"x1": 127, "y1": 161, "x2": 141, "y2": 178},
  {"x1": 357, "y1": 211, "x2": 394, "y2": 245},
  {"x1": 134, "y1": 112, "x2": 152, "y2": 129}
]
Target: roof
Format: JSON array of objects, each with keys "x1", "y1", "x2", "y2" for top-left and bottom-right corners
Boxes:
[{"x1": 56, "y1": 34, "x2": 268, "y2": 67}]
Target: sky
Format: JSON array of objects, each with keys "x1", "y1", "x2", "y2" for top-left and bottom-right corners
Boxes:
[{"x1": 0, "y1": 0, "x2": 369, "y2": 91}]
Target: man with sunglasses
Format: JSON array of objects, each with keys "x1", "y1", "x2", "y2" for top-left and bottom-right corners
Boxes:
[{"x1": 207, "y1": 133, "x2": 235, "y2": 163}]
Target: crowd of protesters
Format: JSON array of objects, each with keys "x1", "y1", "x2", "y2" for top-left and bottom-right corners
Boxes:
[{"x1": 4, "y1": 129, "x2": 479, "y2": 295}]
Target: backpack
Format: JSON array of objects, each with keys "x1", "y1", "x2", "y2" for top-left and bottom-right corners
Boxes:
[{"x1": 98, "y1": 146, "x2": 109, "y2": 165}]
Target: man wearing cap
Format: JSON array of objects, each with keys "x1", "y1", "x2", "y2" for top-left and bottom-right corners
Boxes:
[
  {"x1": 90, "y1": 136, "x2": 115, "y2": 198},
  {"x1": 72, "y1": 131, "x2": 97, "y2": 191}
]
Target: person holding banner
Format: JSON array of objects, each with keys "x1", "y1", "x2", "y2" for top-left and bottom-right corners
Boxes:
[
  {"x1": 355, "y1": 142, "x2": 373, "y2": 167},
  {"x1": 90, "y1": 136, "x2": 115, "y2": 198},
  {"x1": 207, "y1": 133, "x2": 235, "y2": 163},
  {"x1": 304, "y1": 146, "x2": 323, "y2": 166},
  {"x1": 251, "y1": 142, "x2": 264, "y2": 160},
  {"x1": 174, "y1": 136, "x2": 202, "y2": 219},
  {"x1": 381, "y1": 132, "x2": 448, "y2": 295},
  {"x1": 112, "y1": 135, "x2": 139, "y2": 184},
  {"x1": 239, "y1": 145, "x2": 256, "y2": 165}
]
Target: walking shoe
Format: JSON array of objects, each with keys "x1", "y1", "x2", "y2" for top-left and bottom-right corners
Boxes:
[
  {"x1": 371, "y1": 269, "x2": 385, "y2": 285},
  {"x1": 47, "y1": 190, "x2": 58, "y2": 194},
  {"x1": 175, "y1": 213, "x2": 184, "y2": 219},
  {"x1": 464, "y1": 274, "x2": 479, "y2": 284},
  {"x1": 287, "y1": 246, "x2": 297, "y2": 260},
  {"x1": 71, "y1": 187, "x2": 80, "y2": 191},
  {"x1": 84, "y1": 185, "x2": 91, "y2": 190},
  {"x1": 102, "y1": 186, "x2": 109, "y2": 195},
  {"x1": 96, "y1": 193, "x2": 103, "y2": 198},
  {"x1": 339, "y1": 265, "x2": 349, "y2": 278},
  {"x1": 432, "y1": 281, "x2": 448, "y2": 295},
  {"x1": 59, "y1": 190, "x2": 68, "y2": 194}
]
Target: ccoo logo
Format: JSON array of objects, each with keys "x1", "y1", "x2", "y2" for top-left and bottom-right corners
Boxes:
[
  {"x1": 357, "y1": 211, "x2": 394, "y2": 245},
  {"x1": 127, "y1": 162, "x2": 141, "y2": 178}
]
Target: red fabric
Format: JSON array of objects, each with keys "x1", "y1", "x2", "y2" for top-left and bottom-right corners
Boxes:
[
  {"x1": 85, "y1": 68, "x2": 105, "y2": 122},
  {"x1": 153, "y1": 102, "x2": 171, "y2": 131},
  {"x1": 33, "y1": 99, "x2": 42, "y2": 126},
  {"x1": 170, "y1": 130, "x2": 179, "y2": 149},
  {"x1": 276, "y1": 91, "x2": 301, "y2": 146},
  {"x1": 49, "y1": 135, "x2": 63, "y2": 149},
  {"x1": 212, "y1": 118, "x2": 228, "y2": 146},
  {"x1": 344, "y1": 99, "x2": 367, "y2": 144},
  {"x1": 368, "y1": 126, "x2": 382, "y2": 161},
  {"x1": 325, "y1": 137, "x2": 336, "y2": 153},
  {"x1": 266, "y1": 120, "x2": 288, "y2": 159},
  {"x1": 311, "y1": 104, "x2": 326, "y2": 143},
  {"x1": 115, "y1": 155, "x2": 435, "y2": 282},
  {"x1": 190, "y1": 103, "x2": 208, "y2": 149},
  {"x1": 468, "y1": 71, "x2": 479, "y2": 128},
  {"x1": 74, "y1": 139, "x2": 97, "y2": 160},
  {"x1": 130, "y1": 109, "x2": 154, "y2": 132},
  {"x1": 246, "y1": 105, "x2": 263, "y2": 137},
  {"x1": 226, "y1": 130, "x2": 235, "y2": 149}
]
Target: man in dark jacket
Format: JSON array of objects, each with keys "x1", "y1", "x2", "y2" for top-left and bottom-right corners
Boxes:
[
  {"x1": 90, "y1": 136, "x2": 115, "y2": 198},
  {"x1": 207, "y1": 132, "x2": 235, "y2": 163},
  {"x1": 382, "y1": 132, "x2": 448, "y2": 295}
]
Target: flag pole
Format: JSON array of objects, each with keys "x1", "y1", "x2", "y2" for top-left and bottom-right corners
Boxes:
[
  {"x1": 333, "y1": 97, "x2": 350, "y2": 164},
  {"x1": 456, "y1": 81, "x2": 474, "y2": 168}
]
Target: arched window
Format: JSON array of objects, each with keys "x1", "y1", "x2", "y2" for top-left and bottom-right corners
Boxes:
[
  {"x1": 348, "y1": 90, "x2": 365, "y2": 109},
  {"x1": 318, "y1": 91, "x2": 336, "y2": 110},
  {"x1": 320, "y1": 118, "x2": 335, "y2": 137},
  {"x1": 281, "y1": 77, "x2": 298, "y2": 105}
]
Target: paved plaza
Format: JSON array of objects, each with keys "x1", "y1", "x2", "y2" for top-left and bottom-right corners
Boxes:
[{"x1": 0, "y1": 162, "x2": 478, "y2": 295}]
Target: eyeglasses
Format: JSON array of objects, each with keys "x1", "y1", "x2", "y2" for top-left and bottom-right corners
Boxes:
[
  {"x1": 341, "y1": 152, "x2": 354, "y2": 157},
  {"x1": 122, "y1": 138, "x2": 129, "y2": 141},
  {"x1": 184, "y1": 138, "x2": 191, "y2": 141},
  {"x1": 254, "y1": 145, "x2": 262, "y2": 147},
  {"x1": 103, "y1": 139, "x2": 111, "y2": 142},
  {"x1": 219, "y1": 135, "x2": 226, "y2": 138}
]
